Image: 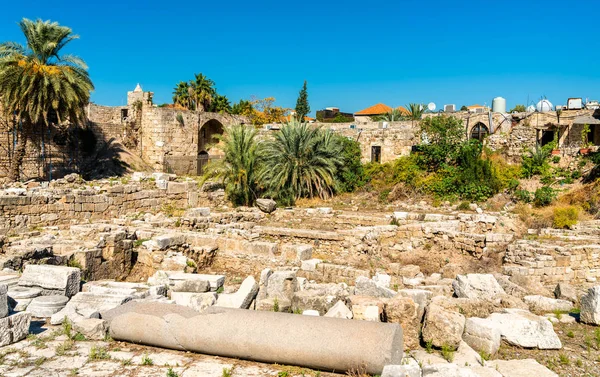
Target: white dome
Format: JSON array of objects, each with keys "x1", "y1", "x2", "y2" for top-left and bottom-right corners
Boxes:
[
  {"x1": 527, "y1": 105, "x2": 536, "y2": 113},
  {"x1": 536, "y1": 99, "x2": 553, "y2": 112}
]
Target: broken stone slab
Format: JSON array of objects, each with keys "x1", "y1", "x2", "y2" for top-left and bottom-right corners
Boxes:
[
  {"x1": 580, "y1": 286, "x2": 600, "y2": 325},
  {"x1": 381, "y1": 358, "x2": 421, "y2": 377},
  {"x1": 487, "y1": 309, "x2": 562, "y2": 349},
  {"x1": 0, "y1": 284, "x2": 8, "y2": 319},
  {"x1": 105, "y1": 301, "x2": 403, "y2": 375},
  {"x1": 489, "y1": 359, "x2": 558, "y2": 377},
  {"x1": 523, "y1": 295, "x2": 574, "y2": 313},
  {"x1": 324, "y1": 300, "x2": 353, "y2": 319},
  {"x1": 397, "y1": 289, "x2": 432, "y2": 321},
  {"x1": 82, "y1": 280, "x2": 155, "y2": 299},
  {"x1": 386, "y1": 295, "x2": 420, "y2": 350},
  {"x1": 281, "y1": 244, "x2": 313, "y2": 262},
  {"x1": 421, "y1": 301, "x2": 465, "y2": 350},
  {"x1": 0, "y1": 312, "x2": 31, "y2": 346},
  {"x1": 50, "y1": 292, "x2": 133, "y2": 325},
  {"x1": 184, "y1": 207, "x2": 211, "y2": 217},
  {"x1": 73, "y1": 318, "x2": 108, "y2": 340},
  {"x1": 463, "y1": 317, "x2": 501, "y2": 356},
  {"x1": 159, "y1": 272, "x2": 225, "y2": 292},
  {"x1": 26, "y1": 295, "x2": 69, "y2": 318},
  {"x1": 452, "y1": 274, "x2": 505, "y2": 300},
  {"x1": 215, "y1": 276, "x2": 258, "y2": 309},
  {"x1": 255, "y1": 198, "x2": 277, "y2": 214},
  {"x1": 154, "y1": 233, "x2": 185, "y2": 250},
  {"x1": 18, "y1": 265, "x2": 81, "y2": 298},
  {"x1": 264, "y1": 271, "x2": 297, "y2": 302},
  {"x1": 350, "y1": 296, "x2": 383, "y2": 322},
  {"x1": 291, "y1": 282, "x2": 352, "y2": 315},
  {"x1": 171, "y1": 279, "x2": 210, "y2": 293},
  {"x1": 422, "y1": 364, "x2": 480, "y2": 377},
  {"x1": 355, "y1": 276, "x2": 396, "y2": 298},
  {"x1": 0, "y1": 271, "x2": 20, "y2": 287},
  {"x1": 8, "y1": 286, "x2": 42, "y2": 311},
  {"x1": 554, "y1": 282, "x2": 578, "y2": 303},
  {"x1": 373, "y1": 273, "x2": 392, "y2": 289},
  {"x1": 301, "y1": 259, "x2": 322, "y2": 272}
]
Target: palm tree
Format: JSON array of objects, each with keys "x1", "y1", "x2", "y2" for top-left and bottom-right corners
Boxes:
[
  {"x1": 259, "y1": 120, "x2": 343, "y2": 204},
  {"x1": 406, "y1": 103, "x2": 425, "y2": 121},
  {"x1": 201, "y1": 124, "x2": 260, "y2": 206},
  {"x1": 373, "y1": 108, "x2": 406, "y2": 122},
  {"x1": 211, "y1": 94, "x2": 231, "y2": 113},
  {"x1": 0, "y1": 18, "x2": 94, "y2": 181},
  {"x1": 191, "y1": 73, "x2": 215, "y2": 112},
  {"x1": 172, "y1": 81, "x2": 191, "y2": 109},
  {"x1": 231, "y1": 99, "x2": 253, "y2": 116}
]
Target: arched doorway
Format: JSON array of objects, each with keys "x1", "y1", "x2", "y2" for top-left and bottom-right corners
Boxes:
[
  {"x1": 470, "y1": 123, "x2": 489, "y2": 141},
  {"x1": 198, "y1": 119, "x2": 224, "y2": 154}
]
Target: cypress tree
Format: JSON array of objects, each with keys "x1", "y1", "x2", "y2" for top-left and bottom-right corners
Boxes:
[{"x1": 295, "y1": 81, "x2": 310, "y2": 122}]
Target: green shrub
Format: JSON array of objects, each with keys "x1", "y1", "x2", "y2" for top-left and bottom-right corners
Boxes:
[
  {"x1": 522, "y1": 148, "x2": 551, "y2": 178},
  {"x1": 534, "y1": 186, "x2": 556, "y2": 207},
  {"x1": 572, "y1": 170, "x2": 582, "y2": 179},
  {"x1": 552, "y1": 156, "x2": 561, "y2": 164},
  {"x1": 334, "y1": 136, "x2": 366, "y2": 193},
  {"x1": 457, "y1": 201, "x2": 470, "y2": 211},
  {"x1": 514, "y1": 189, "x2": 532, "y2": 203}
]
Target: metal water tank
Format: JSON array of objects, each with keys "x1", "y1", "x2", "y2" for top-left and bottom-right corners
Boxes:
[
  {"x1": 492, "y1": 97, "x2": 506, "y2": 113},
  {"x1": 536, "y1": 99, "x2": 553, "y2": 112}
]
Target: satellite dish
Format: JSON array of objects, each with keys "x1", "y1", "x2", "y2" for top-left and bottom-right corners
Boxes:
[{"x1": 427, "y1": 102, "x2": 436, "y2": 111}]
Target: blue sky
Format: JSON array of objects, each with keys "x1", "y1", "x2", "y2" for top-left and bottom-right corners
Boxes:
[{"x1": 1, "y1": 0, "x2": 598, "y2": 114}]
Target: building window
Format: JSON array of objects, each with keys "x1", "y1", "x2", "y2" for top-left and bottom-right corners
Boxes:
[
  {"x1": 371, "y1": 146, "x2": 381, "y2": 163},
  {"x1": 470, "y1": 123, "x2": 489, "y2": 141},
  {"x1": 121, "y1": 109, "x2": 128, "y2": 121}
]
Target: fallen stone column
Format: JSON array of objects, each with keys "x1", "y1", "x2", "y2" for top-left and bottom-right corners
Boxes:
[{"x1": 105, "y1": 301, "x2": 403, "y2": 375}]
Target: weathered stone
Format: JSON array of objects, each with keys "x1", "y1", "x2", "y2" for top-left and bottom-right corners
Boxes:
[
  {"x1": 487, "y1": 309, "x2": 561, "y2": 349},
  {"x1": 185, "y1": 207, "x2": 211, "y2": 217},
  {"x1": 422, "y1": 364, "x2": 480, "y2": 377},
  {"x1": 7, "y1": 286, "x2": 42, "y2": 311},
  {"x1": 490, "y1": 359, "x2": 558, "y2": 377},
  {"x1": 82, "y1": 280, "x2": 153, "y2": 299},
  {"x1": 73, "y1": 318, "x2": 108, "y2": 340},
  {"x1": 452, "y1": 274, "x2": 504, "y2": 300},
  {"x1": 189, "y1": 292, "x2": 218, "y2": 312},
  {"x1": 158, "y1": 272, "x2": 225, "y2": 292},
  {"x1": 292, "y1": 283, "x2": 352, "y2": 315},
  {"x1": 554, "y1": 282, "x2": 578, "y2": 303},
  {"x1": 302, "y1": 310, "x2": 320, "y2": 316},
  {"x1": 523, "y1": 295, "x2": 573, "y2": 313},
  {"x1": 172, "y1": 279, "x2": 210, "y2": 293},
  {"x1": 215, "y1": 276, "x2": 259, "y2": 309},
  {"x1": 256, "y1": 198, "x2": 277, "y2": 213},
  {"x1": 0, "y1": 312, "x2": 31, "y2": 346},
  {"x1": 51, "y1": 292, "x2": 133, "y2": 325},
  {"x1": 350, "y1": 296, "x2": 383, "y2": 322},
  {"x1": 580, "y1": 286, "x2": 600, "y2": 325},
  {"x1": 0, "y1": 284, "x2": 8, "y2": 319},
  {"x1": 355, "y1": 276, "x2": 396, "y2": 298},
  {"x1": 295, "y1": 245, "x2": 313, "y2": 261},
  {"x1": 105, "y1": 301, "x2": 404, "y2": 375},
  {"x1": 301, "y1": 259, "x2": 321, "y2": 272},
  {"x1": 453, "y1": 341, "x2": 482, "y2": 367},
  {"x1": 18, "y1": 265, "x2": 81, "y2": 297},
  {"x1": 397, "y1": 289, "x2": 432, "y2": 321},
  {"x1": 386, "y1": 296, "x2": 420, "y2": 350},
  {"x1": 324, "y1": 300, "x2": 352, "y2": 319},
  {"x1": 381, "y1": 359, "x2": 421, "y2": 377},
  {"x1": 26, "y1": 295, "x2": 69, "y2": 317},
  {"x1": 265, "y1": 271, "x2": 297, "y2": 302},
  {"x1": 463, "y1": 317, "x2": 501, "y2": 356},
  {"x1": 421, "y1": 302, "x2": 466, "y2": 350}
]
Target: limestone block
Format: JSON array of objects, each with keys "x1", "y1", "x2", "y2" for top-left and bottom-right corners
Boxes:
[
  {"x1": 302, "y1": 310, "x2": 320, "y2": 316},
  {"x1": 523, "y1": 295, "x2": 573, "y2": 313},
  {"x1": 554, "y1": 282, "x2": 578, "y2": 303},
  {"x1": 73, "y1": 318, "x2": 107, "y2": 340},
  {"x1": 487, "y1": 309, "x2": 561, "y2": 349},
  {"x1": 381, "y1": 358, "x2": 420, "y2": 377},
  {"x1": 265, "y1": 271, "x2": 297, "y2": 302},
  {"x1": 26, "y1": 295, "x2": 69, "y2": 318},
  {"x1": 185, "y1": 207, "x2": 211, "y2": 217},
  {"x1": 489, "y1": 359, "x2": 558, "y2": 377},
  {"x1": 82, "y1": 281, "x2": 152, "y2": 299},
  {"x1": 422, "y1": 364, "x2": 480, "y2": 377},
  {"x1": 355, "y1": 276, "x2": 396, "y2": 298},
  {"x1": 301, "y1": 259, "x2": 322, "y2": 272},
  {"x1": 18, "y1": 265, "x2": 81, "y2": 298},
  {"x1": 386, "y1": 296, "x2": 420, "y2": 350},
  {"x1": 324, "y1": 300, "x2": 353, "y2": 319},
  {"x1": 295, "y1": 245, "x2": 313, "y2": 261},
  {"x1": 189, "y1": 292, "x2": 217, "y2": 312},
  {"x1": 292, "y1": 283, "x2": 351, "y2": 315},
  {"x1": 255, "y1": 199, "x2": 277, "y2": 214},
  {"x1": 166, "y1": 182, "x2": 188, "y2": 194},
  {"x1": 154, "y1": 233, "x2": 185, "y2": 250},
  {"x1": 452, "y1": 274, "x2": 505, "y2": 300},
  {"x1": 0, "y1": 284, "x2": 8, "y2": 318},
  {"x1": 50, "y1": 292, "x2": 133, "y2": 325},
  {"x1": 215, "y1": 276, "x2": 259, "y2": 309},
  {"x1": 463, "y1": 317, "x2": 501, "y2": 356},
  {"x1": 397, "y1": 289, "x2": 432, "y2": 321},
  {"x1": 166, "y1": 273, "x2": 225, "y2": 292},
  {"x1": 350, "y1": 296, "x2": 384, "y2": 322},
  {"x1": 0, "y1": 312, "x2": 31, "y2": 346},
  {"x1": 580, "y1": 286, "x2": 600, "y2": 325},
  {"x1": 172, "y1": 280, "x2": 210, "y2": 293},
  {"x1": 421, "y1": 302, "x2": 465, "y2": 350},
  {"x1": 8, "y1": 286, "x2": 42, "y2": 311}
]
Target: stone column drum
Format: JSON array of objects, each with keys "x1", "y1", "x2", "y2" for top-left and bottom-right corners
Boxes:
[{"x1": 105, "y1": 302, "x2": 403, "y2": 375}]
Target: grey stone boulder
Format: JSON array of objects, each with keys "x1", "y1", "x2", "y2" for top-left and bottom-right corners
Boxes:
[
  {"x1": 452, "y1": 274, "x2": 504, "y2": 300},
  {"x1": 554, "y1": 282, "x2": 578, "y2": 303},
  {"x1": 324, "y1": 300, "x2": 353, "y2": 319},
  {"x1": 580, "y1": 286, "x2": 600, "y2": 325},
  {"x1": 172, "y1": 279, "x2": 210, "y2": 293},
  {"x1": 490, "y1": 359, "x2": 558, "y2": 377},
  {"x1": 26, "y1": 295, "x2": 69, "y2": 318},
  {"x1": 0, "y1": 284, "x2": 8, "y2": 318},
  {"x1": 215, "y1": 276, "x2": 259, "y2": 309},
  {"x1": 422, "y1": 364, "x2": 480, "y2": 377},
  {"x1": 487, "y1": 309, "x2": 561, "y2": 349},
  {"x1": 421, "y1": 301, "x2": 465, "y2": 350},
  {"x1": 0, "y1": 312, "x2": 31, "y2": 346},
  {"x1": 73, "y1": 318, "x2": 108, "y2": 340},
  {"x1": 397, "y1": 289, "x2": 433, "y2": 321},
  {"x1": 7, "y1": 286, "x2": 42, "y2": 311},
  {"x1": 292, "y1": 283, "x2": 352, "y2": 315},
  {"x1": 463, "y1": 317, "x2": 501, "y2": 356},
  {"x1": 18, "y1": 265, "x2": 81, "y2": 298},
  {"x1": 355, "y1": 276, "x2": 396, "y2": 298},
  {"x1": 256, "y1": 198, "x2": 277, "y2": 213},
  {"x1": 523, "y1": 295, "x2": 573, "y2": 313},
  {"x1": 257, "y1": 271, "x2": 297, "y2": 311},
  {"x1": 381, "y1": 358, "x2": 420, "y2": 377}
]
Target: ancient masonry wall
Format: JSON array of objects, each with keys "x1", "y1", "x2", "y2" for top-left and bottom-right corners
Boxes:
[{"x1": 0, "y1": 181, "x2": 202, "y2": 232}]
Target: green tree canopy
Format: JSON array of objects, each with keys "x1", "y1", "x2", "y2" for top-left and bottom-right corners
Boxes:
[{"x1": 294, "y1": 81, "x2": 310, "y2": 121}]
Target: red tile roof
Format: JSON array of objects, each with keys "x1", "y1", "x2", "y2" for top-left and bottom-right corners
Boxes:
[{"x1": 355, "y1": 103, "x2": 393, "y2": 115}]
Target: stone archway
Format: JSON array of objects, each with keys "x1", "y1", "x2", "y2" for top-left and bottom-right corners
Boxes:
[
  {"x1": 198, "y1": 119, "x2": 224, "y2": 155},
  {"x1": 470, "y1": 122, "x2": 489, "y2": 141}
]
